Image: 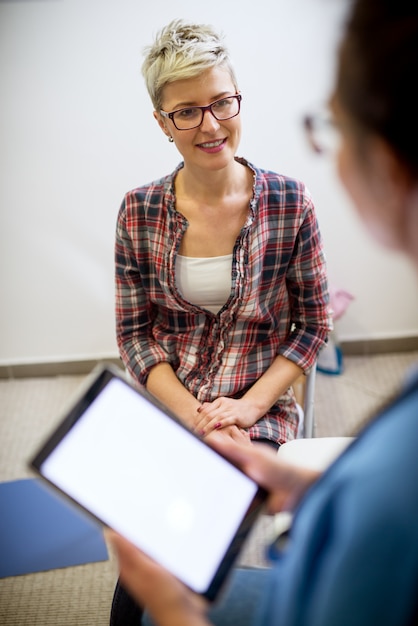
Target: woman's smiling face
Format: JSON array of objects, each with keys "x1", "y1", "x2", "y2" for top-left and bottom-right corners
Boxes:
[{"x1": 155, "y1": 66, "x2": 242, "y2": 173}]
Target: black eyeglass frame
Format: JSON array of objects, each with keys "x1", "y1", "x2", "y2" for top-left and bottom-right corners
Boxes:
[
  {"x1": 303, "y1": 111, "x2": 340, "y2": 156},
  {"x1": 159, "y1": 94, "x2": 242, "y2": 131}
]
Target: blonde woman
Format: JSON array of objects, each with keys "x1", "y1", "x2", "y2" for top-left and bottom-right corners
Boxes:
[{"x1": 115, "y1": 20, "x2": 331, "y2": 452}]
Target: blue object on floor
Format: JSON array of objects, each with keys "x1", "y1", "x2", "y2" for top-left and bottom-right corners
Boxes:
[
  {"x1": 0, "y1": 478, "x2": 108, "y2": 578},
  {"x1": 317, "y1": 332, "x2": 344, "y2": 376}
]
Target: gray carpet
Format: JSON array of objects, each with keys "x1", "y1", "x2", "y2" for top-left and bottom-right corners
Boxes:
[{"x1": 1, "y1": 351, "x2": 417, "y2": 625}]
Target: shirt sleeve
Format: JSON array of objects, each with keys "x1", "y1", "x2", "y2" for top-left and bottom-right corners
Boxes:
[
  {"x1": 258, "y1": 467, "x2": 418, "y2": 625},
  {"x1": 114, "y1": 194, "x2": 172, "y2": 385},
  {"x1": 298, "y1": 473, "x2": 418, "y2": 625},
  {"x1": 278, "y1": 187, "x2": 333, "y2": 372}
]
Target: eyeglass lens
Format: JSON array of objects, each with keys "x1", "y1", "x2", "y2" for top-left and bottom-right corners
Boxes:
[
  {"x1": 172, "y1": 96, "x2": 240, "y2": 130},
  {"x1": 304, "y1": 114, "x2": 341, "y2": 156}
]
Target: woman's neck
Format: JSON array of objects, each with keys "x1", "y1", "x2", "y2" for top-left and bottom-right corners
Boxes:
[{"x1": 177, "y1": 159, "x2": 251, "y2": 204}]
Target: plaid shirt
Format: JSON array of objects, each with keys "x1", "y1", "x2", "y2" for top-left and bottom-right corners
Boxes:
[{"x1": 115, "y1": 158, "x2": 332, "y2": 444}]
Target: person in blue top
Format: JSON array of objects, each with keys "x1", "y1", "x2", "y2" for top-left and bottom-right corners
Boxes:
[{"x1": 108, "y1": 0, "x2": 418, "y2": 624}]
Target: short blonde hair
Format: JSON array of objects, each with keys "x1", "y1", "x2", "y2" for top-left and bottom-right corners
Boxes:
[{"x1": 142, "y1": 19, "x2": 239, "y2": 111}]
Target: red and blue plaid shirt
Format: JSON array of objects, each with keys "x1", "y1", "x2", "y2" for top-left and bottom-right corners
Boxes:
[{"x1": 115, "y1": 158, "x2": 332, "y2": 444}]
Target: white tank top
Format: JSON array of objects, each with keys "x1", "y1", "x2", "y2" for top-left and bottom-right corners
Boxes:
[{"x1": 176, "y1": 254, "x2": 232, "y2": 314}]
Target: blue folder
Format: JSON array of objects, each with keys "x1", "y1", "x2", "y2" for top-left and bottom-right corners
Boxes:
[{"x1": 0, "y1": 478, "x2": 108, "y2": 578}]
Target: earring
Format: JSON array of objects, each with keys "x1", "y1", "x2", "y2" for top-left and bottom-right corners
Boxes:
[{"x1": 168, "y1": 136, "x2": 174, "y2": 143}]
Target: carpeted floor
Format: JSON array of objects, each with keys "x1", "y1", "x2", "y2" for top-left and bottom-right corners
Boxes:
[{"x1": 1, "y1": 350, "x2": 417, "y2": 625}]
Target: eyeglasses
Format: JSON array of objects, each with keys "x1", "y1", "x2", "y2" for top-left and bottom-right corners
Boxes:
[
  {"x1": 303, "y1": 111, "x2": 341, "y2": 156},
  {"x1": 160, "y1": 94, "x2": 242, "y2": 131}
]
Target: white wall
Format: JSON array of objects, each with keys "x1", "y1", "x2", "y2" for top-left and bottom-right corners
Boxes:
[{"x1": 1, "y1": 0, "x2": 418, "y2": 365}]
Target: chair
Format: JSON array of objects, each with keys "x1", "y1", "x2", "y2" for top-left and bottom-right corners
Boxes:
[
  {"x1": 283, "y1": 362, "x2": 354, "y2": 469},
  {"x1": 272, "y1": 367, "x2": 354, "y2": 541},
  {"x1": 293, "y1": 362, "x2": 317, "y2": 439},
  {"x1": 278, "y1": 436, "x2": 355, "y2": 470}
]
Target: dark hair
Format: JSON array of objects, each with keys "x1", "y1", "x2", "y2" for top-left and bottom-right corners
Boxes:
[{"x1": 336, "y1": 0, "x2": 418, "y2": 175}]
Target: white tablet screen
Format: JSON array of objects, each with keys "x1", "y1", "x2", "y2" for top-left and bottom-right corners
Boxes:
[{"x1": 37, "y1": 374, "x2": 262, "y2": 596}]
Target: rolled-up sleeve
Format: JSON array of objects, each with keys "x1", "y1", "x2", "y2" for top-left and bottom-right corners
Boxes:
[
  {"x1": 278, "y1": 188, "x2": 332, "y2": 372},
  {"x1": 115, "y1": 194, "x2": 173, "y2": 385}
]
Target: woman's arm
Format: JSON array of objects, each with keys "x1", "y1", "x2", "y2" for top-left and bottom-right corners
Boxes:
[
  {"x1": 241, "y1": 354, "x2": 303, "y2": 416},
  {"x1": 278, "y1": 188, "x2": 332, "y2": 369},
  {"x1": 146, "y1": 362, "x2": 202, "y2": 429},
  {"x1": 115, "y1": 197, "x2": 175, "y2": 387}
]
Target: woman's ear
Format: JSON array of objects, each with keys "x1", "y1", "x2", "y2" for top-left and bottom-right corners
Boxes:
[
  {"x1": 367, "y1": 135, "x2": 416, "y2": 249},
  {"x1": 372, "y1": 136, "x2": 412, "y2": 194},
  {"x1": 366, "y1": 136, "x2": 413, "y2": 212},
  {"x1": 153, "y1": 111, "x2": 171, "y2": 139}
]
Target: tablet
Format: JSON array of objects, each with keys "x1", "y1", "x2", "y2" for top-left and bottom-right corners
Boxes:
[{"x1": 29, "y1": 363, "x2": 267, "y2": 601}]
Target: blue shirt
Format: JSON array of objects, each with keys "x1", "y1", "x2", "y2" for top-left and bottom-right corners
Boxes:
[{"x1": 259, "y1": 369, "x2": 418, "y2": 625}]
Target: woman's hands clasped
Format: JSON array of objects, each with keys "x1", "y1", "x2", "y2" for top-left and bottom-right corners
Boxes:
[{"x1": 195, "y1": 396, "x2": 259, "y2": 437}]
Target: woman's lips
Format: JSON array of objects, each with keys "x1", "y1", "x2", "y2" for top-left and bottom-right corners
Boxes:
[{"x1": 197, "y1": 138, "x2": 226, "y2": 153}]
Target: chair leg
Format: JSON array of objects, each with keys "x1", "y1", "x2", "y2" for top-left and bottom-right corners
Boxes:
[{"x1": 302, "y1": 363, "x2": 317, "y2": 438}]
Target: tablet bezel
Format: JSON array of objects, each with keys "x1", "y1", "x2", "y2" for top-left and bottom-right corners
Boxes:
[{"x1": 29, "y1": 363, "x2": 267, "y2": 601}]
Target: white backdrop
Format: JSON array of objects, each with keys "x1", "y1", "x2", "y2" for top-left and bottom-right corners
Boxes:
[{"x1": 1, "y1": 0, "x2": 418, "y2": 365}]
